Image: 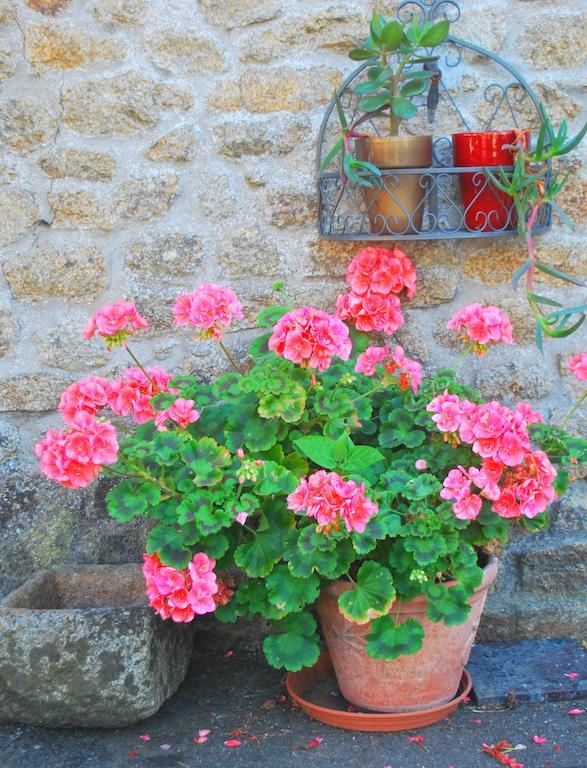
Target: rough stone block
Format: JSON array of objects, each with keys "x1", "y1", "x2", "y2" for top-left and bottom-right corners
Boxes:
[
  {"x1": 520, "y1": 542, "x2": 587, "y2": 596},
  {"x1": 0, "y1": 564, "x2": 193, "y2": 727},
  {"x1": 25, "y1": 25, "x2": 125, "y2": 71},
  {"x1": 3, "y1": 245, "x2": 108, "y2": 301},
  {"x1": 469, "y1": 639, "x2": 586, "y2": 705},
  {"x1": 0, "y1": 99, "x2": 58, "y2": 154}
]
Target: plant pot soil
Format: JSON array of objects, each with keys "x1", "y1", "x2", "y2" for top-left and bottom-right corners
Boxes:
[
  {"x1": 316, "y1": 555, "x2": 498, "y2": 713},
  {"x1": 452, "y1": 130, "x2": 531, "y2": 232},
  {"x1": 355, "y1": 135, "x2": 433, "y2": 234}
]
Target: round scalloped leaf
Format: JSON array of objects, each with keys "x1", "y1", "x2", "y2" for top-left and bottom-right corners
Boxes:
[
  {"x1": 255, "y1": 461, "x2": 298, "y2": 495},
  {"x1": 297, "y1": 525, "x2": 336, "y2": 554},
  {"x1": 366, "y1": 616, "x2": 425, "y2": 660},
  {"x1": 146, "y1": 524, "x2": 191, "y2": 570},
  {"x1": 258, "y1": 385, "x2": 306, "y2": 423},
  {"x1": 234, "y1": 525, "x2": 289, "y2": 578},
  {"x1": 338, "y1": 561, "x2": 396, "y2": 624},
  {"x1": 226, "y1": 493, "x2": 259, "y2": 521},
  {"x1": 404, "y1": 533, "x2": 448, "y2": 566},
  {"x1": 225, "y1": 403, "x2": 280, "y2": 452},
  {"x1": 214, "y1": 600, "x2": 240, "y2": 623},
  {"x1": 425, "y1": 583, "x2": 472, "y2": 626},
  {"x1": 266, "y1": 565, "x2": 320, "y2": 613},
  {"x1": 403, "y1": 473, "x2": 442, "y2": 500},
  {"x1": 180, "y1": 437, "x2": 231, "y2": 486},
  {"x1": 263, "y1": 611, "x2": 320, "y2": 671},
  {"x1": 107, "y1": 480, "x2": 161, "y2": 522}
]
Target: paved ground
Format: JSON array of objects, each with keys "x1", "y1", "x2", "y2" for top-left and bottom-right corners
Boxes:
[{"x1": 1, "y1": 645, "x2": 585, "y2": 768}]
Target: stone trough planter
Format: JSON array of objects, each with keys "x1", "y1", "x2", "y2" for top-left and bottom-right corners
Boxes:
[{"x1": 0, "y1": 564, "x2": 194, "y2": 727}]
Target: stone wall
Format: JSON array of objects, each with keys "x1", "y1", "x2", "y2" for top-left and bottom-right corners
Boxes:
[{"x1": 0, "y1": 0, "x2": 585, "y2": 638}]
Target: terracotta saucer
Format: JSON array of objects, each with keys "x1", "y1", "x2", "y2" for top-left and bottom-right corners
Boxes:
[{"x1": 286, "y1": 651, "x2": 472, "y2": 732}]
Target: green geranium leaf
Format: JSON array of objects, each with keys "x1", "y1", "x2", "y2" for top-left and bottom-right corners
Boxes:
[
  {"x1": 404, "y1": 533, "x2": 448, "y2": 566},
  {"x1": 263, "y1": 612, "x2": 321, "y2": 671},
  {"x1": 403, "y1": 473, "x2": 442, "y2": 500},
  {"x1": 197, "y1": 532, "x2": 230, "y2": 560},
  {"x1": 450, "y1": 544, "x2": 483, "y2": 591},
  {"x1": 366, "y1": 616, "x2": 425, "y2": 660},
  {"x1": 297, "y1": 525, "x2": 336, "y2": 553},
  {"x1": 212, "y1": 373, "x2": 242, "y2": 399},
  {"x1": 147, "y1": 524, "x2": 191, "y2": 570},
  {"x1": 258, "y1": 385, "x2": 306, "y2": 423},
  {"x1": 180, "y1": 437, "x2": 231, "y2": 486},
  {"x1": 286, "y1": 545, "x2": 338, "y2": 578},
  {"x1": 214, "y1": 600, "x2": 240, "y2": 623},
  {"x1": 234, "y1": 524, "x2": 289, "y2": 577},
  {"x1": 426, "y1": 583, "x2": 471, "y2": 626},
  {"x1": 257, "y1": 305, "x2": 289, "y2": 328},
  {"x1": 226, "y1": 493, "x2": 259, "y2": 522},
  {"x1": 379, "y1": 409, "x2": 425, "y2": 449},
  {"x1": 225, "y1": 403, "x2": 280, "y2": 452},
  {"x1": 266, "y1": 565, "x2": 320, "y2": 613},
  {"x1": 151, "y1": 431, "x2": 184, "y2": 465},
  {"x1": 294, "y1": 435, "x2": 337, "y2": 469},
  {"x1": 341, "y1": 445, "x2": 385, "y2": 472},
  {"x1": 255, "y1": 460, "x2": 298, "y2": 495},
  {"x1": 107, "y1": 480, "x2": 161, "y2": 522},
  {"x1": 338, "y1": 561, "x2": 395, "y2": 624},
  {"x1": 176, "y1": 489, "x2": 213, "y2": 525}
]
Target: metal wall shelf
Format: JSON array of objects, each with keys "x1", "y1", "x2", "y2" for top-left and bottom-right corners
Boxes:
[{"x1": 316, "y1": 0, "x2": 552, "y2": 241}]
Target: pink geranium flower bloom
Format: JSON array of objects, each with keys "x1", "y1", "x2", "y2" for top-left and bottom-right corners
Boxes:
[
  {"x1": 355, "y1": 344, "x2": 422, "y2": 392},
  {"x1": 336, "y1": 290, "x2": 404, "y2": 335},
  {"x1": 83, "y1": 301, "x2": 148, "y2": 349},
  {"x1": 35, "y1": 414, "x2": 118, "y2": 489},
  {"x1": 287, "y1": 470, "x2": 378, "y2": 533},
  {"x1": 447, "y1": 302, "x2": 513, "y2": 355},
  {"x1": 108, "y1": 366, "x2": 177, "y2": 424},
  {"x1": 155, "y1": 398, "x2": 200, "y2": 431},
  {"x1": 347, "y1": 246, "x2": 417, "y2": 299},
  {"x1": 172, "y1": 284, "x2": 243, "y2": 340},
  {"x1": 58, "y1": 377, "x2": 111, "y2": 426},
  {"x1": 143, "y1": 552, "x2": 222, "y2": 623},
  {"x1": 268, "y1": 307, "x2": 351, "y2": 372},
  {"x1": 568, "y1": 352, "x2": 587, "y2": 381}
]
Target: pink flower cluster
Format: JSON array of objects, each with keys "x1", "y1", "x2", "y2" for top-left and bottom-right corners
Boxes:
[
  {"x1": 155, "y1": 398, "x2": 200, "y2": 431},
  {"x1": 287, "y1": 470, "x2": 378, "y2": 534},
  {"x1": 447, "y1": 302, "x2": 513, "y2": 355},
  {"x1": 108, "y1": 367, "x2": 177, "y2": 424},
  {"x1": 143, "y1": 551, "x2": 222, "y2": 623},
  {"x1": 173, "y1": 284, "x2": 243, "y2": 340},
  {"x1": 83, "y1": 301, "x2": 148, "y2": 349},
  {"x1": 355, "y1": 344, "x2": 422, "y2": 392},
  {"x1": 441, "y1": 451, "x2": 556, "y2": 520},
  {"x1": 568, "y1": 352, "x2": 587, "y2": 381},
  {"x1": 427, "y1": 392, "x2": 555, "y2": 520},
  {"x1": 59, "y1": 376, "x2": 111, "y2": 425},
  {"x1": 336, "y1": 247, "x2": 415, "y2": 335},
  {"x1": 268, "y1": 307, "x2": 352, "y2": 372},
  {"x1": 35, "y1": 412, "x2": 118, "y2": 489}
]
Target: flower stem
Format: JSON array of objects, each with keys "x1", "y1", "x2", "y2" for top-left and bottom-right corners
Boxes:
[
  {"x1": 125, "y1": 343, "x2": 159, "y2": 391},
  {"x1": 562, "y1": 390, "x2": 587, "y2": 429},
  {"x1": 218, "y1": 339, "x2": 245, "y2": 375}
]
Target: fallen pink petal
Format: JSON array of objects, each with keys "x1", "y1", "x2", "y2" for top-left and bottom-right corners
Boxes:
[
  {"x1": 568, "y1": 708, "x2": 585, "y2": 715},
  {"x1": 224, "y1": 739, "x2": 242, "y2": 747},
  {"x1": 532, "y1": 736, "x2": 547, "y2": 744},
  {"x1": 160, "y1": 744, "x2": 172, "y2": 751},
  {"x1": 472, "y1": 719, "x2": 482, "y2": 724},
  {"x1": 564, "y1": 672, "x2": 579, "y2": 678},
  {"x1": 138, "y1": 735, "x2": 151, "y2": 742}
]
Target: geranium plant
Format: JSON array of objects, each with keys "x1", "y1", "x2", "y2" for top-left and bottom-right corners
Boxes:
[{"x1": 36, "y1": 249, "x2": 586, "y2": 672}]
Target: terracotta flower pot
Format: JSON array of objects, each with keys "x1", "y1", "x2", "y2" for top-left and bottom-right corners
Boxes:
[
  {"x1": 316, "y1": 556, "x2": 498, "y2": 713},
  {"x1": 354, "y1": 135, "x2": 433, "y2": 234},
  {"x1": 452, "y1": 130, "x2": 530, "y2": 232}
]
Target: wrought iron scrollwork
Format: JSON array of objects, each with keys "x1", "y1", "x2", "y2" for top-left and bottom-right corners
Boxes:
[{"x1": 316, "y1": 0, "x2": 550, "y2": 241}]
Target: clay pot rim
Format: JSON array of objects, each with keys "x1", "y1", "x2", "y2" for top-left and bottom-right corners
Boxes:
[
  {"x1": 321, "y1": 554, "x2": 499, "y2": 607},
  {"x1": 286, "y1": 651, "x2": 473, "y2": 732}
]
